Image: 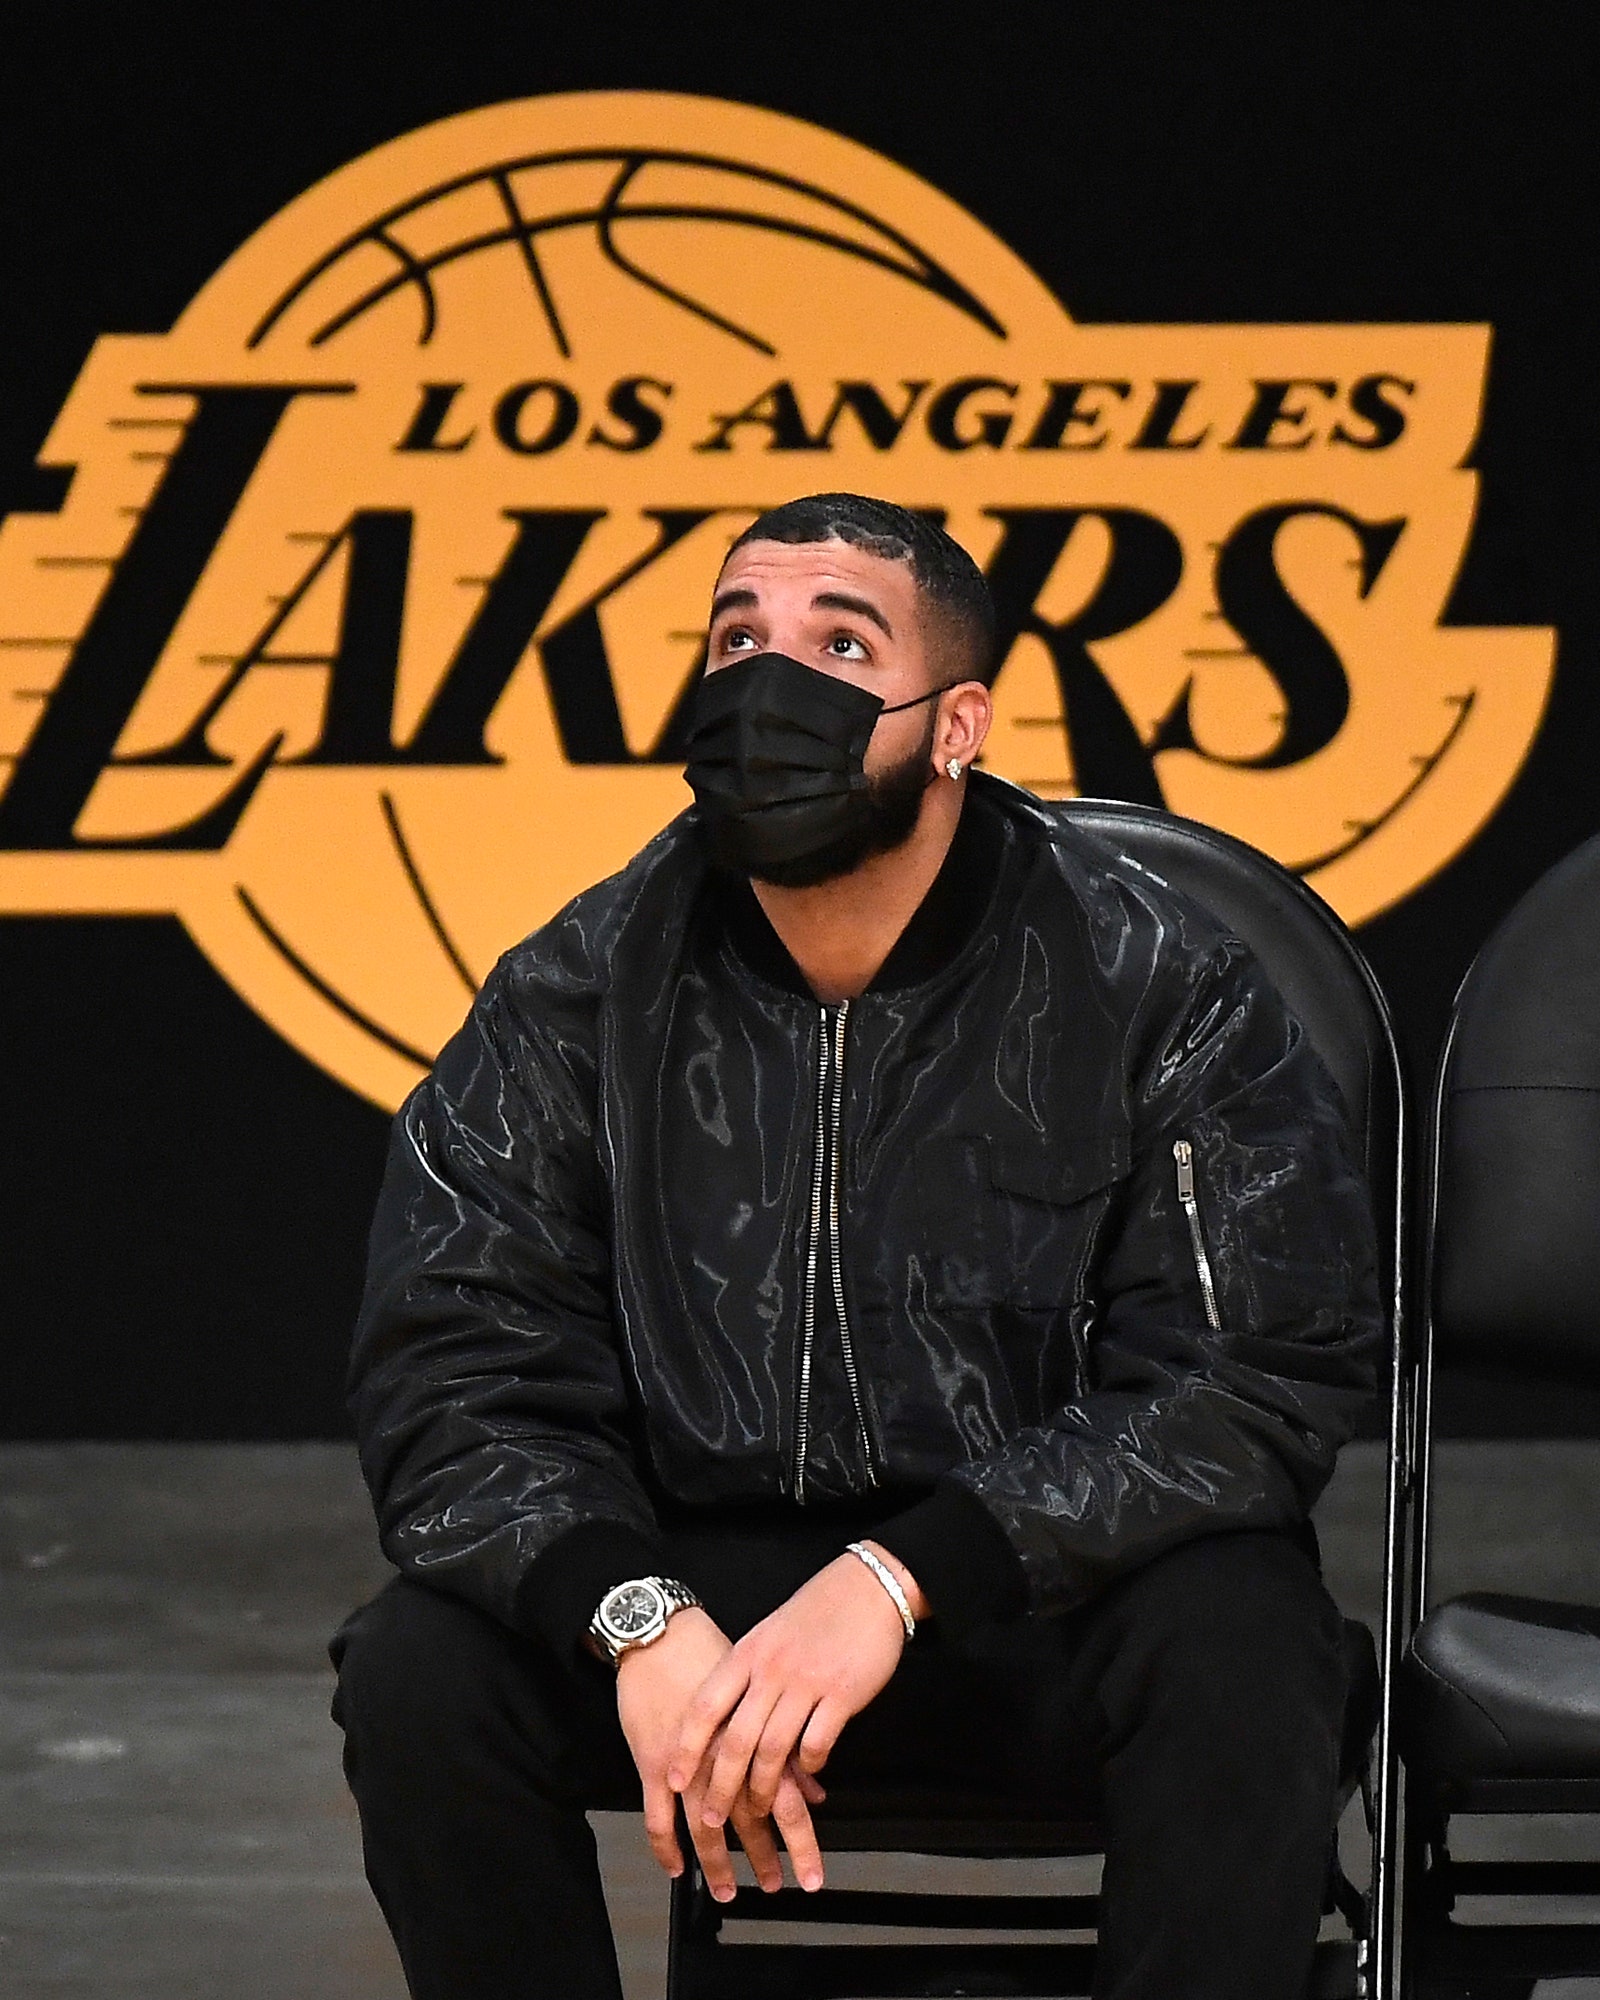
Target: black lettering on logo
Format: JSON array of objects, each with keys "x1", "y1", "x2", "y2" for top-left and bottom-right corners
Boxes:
[
  {"x1": 1227, "y1": 380, "x2": 1340, "y2": 451},
  {"x1": 927, "y1": 378, "x2": 1018, "y2": 451},
  {"x1": 693, "y1": 382, "x2": 819, "y2": 452},
  {"x1": 528, "y1": 510, "x2": 718, "y2": 763},
  {"x1": 1019, "y1": 380, "x2": 1132, "y2": 452},
  {"x1": 0, "y1": 383, "x2": 349, "y2": 851},
  {"x1": 396, "y1": 383, "x2": 476, "y2": 453},
  {"x1": 1129, "y1": 380, "x2": 1210, "y2": 452},
  {"x1": 1151, "y1": 503, "x2": 1405, "y2": 769},
  {"x1": 136, "y1": 507, "x2": 719, "y2": 778},
  {"x1": 983, "y1": 507, "x2": 1184, "y2": 806},
  {"x1": 1330, "y1": 374, "x2": 1414, "y2": 450},
  {"x1": 813, "y1": 380, "x2": 930, "y2": 450},
  {"x1": 586, "y1": 377, "x2": 673, "y2": 453},
  {"x1": 493, "y1": 381, "x2": 582, "y2": 455}
]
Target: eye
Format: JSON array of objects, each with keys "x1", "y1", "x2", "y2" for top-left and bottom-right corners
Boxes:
[
  {"x1": 716, "y1": 625, "x2": 758, "y2": 657},
  {"x1": 826, "y1": 632, "x2": 869, "y2": 661}
]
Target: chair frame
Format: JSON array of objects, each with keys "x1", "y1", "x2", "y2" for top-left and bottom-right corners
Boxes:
[
  {"x1": 664, "y1": 796, "x2": 1412, "y2": 2000},
  {"x1": 668, "y1": 1807, "x2": 1377, "y2": 2000},
  {"x1": 669, "y1": 1812, "x2": 1109, "y2": 2000},
  {"x1": 1384, "y1": 984, "x2": 1600, "y2": 1998}
]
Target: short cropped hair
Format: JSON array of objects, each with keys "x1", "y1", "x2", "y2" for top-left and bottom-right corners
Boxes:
[{"x1": 727, "y1": 493, "x2": 997, "y2": 685}]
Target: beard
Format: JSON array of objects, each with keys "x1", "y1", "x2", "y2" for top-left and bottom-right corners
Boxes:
[{"x1": 742, "y1": 716, "x2": 937, "y2": 890}]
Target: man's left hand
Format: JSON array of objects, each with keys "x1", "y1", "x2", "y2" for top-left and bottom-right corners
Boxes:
[{"x1": 668, "y1": 1544, "x2": 927, "y2": 1834}]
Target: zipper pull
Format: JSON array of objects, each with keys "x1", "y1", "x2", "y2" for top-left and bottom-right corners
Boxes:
[{"x1": 1172, "y1": 1136, "x2": 1223, "y2": 1333}]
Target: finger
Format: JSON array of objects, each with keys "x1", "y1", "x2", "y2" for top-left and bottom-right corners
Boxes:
[
  {"x1": 670, "y1": 1658, "x2": 753, "y2": 1792},
  {"x1": 684, "y1": 1783, "x2": 740, "y2": 1904},
  {"x1": 746, "y1": 1694, "x2": 816, "y2": 1818},
  {"x1": 798, "y1": 1697, "x2": 847, "y2": 1776},
  {"x1": 772, "y1": 1771, "x2": 824, "y2": 1892},
  {"x1": 730, "y1": 1801, "x2": 784, "y2": 1895},
  {"x1": 641, "y1": 1773, "x2": 683, "y2": 1878},
  {"x1": 703, "y1": 1688, "x2": 783, "y2": 1825},
  {"x1": 790, "y1": 1758, "x2": 827, "y2": 1806}
]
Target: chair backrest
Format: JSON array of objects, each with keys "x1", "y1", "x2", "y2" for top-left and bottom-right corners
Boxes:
[
  {"x1": 1432, "y1": 830, "x2": 1600, "y2": 1377},
  {"x1": 1059, "y1": 797, "x2": 1403, "y2": 1282}
]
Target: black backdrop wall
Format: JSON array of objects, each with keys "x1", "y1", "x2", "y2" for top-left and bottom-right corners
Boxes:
[{"x1": 3, "y1": 5, "x2": 1596, "y2": 1439}]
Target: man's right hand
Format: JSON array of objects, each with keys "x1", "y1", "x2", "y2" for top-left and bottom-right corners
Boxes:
[{"x1": 616, "y1": 1606, "x2": 825, "y2": 1900}]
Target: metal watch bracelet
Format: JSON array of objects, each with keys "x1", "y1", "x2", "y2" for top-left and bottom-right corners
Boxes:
[{"x1": 589, "y1": 1575, "x2": 702, "y2": 1665}]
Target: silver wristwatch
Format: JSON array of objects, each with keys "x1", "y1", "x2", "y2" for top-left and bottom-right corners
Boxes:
[{"x1": 589, "y1": 1575, "x2": 703, "y2": 1665}]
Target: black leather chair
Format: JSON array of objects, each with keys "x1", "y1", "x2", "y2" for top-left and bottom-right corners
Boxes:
[
  {"x1": 1394, "y1": 831, "x2": 1600, "y2": 2000},
  {"x1": 667, "y1": 792, "x2": 1407, "y2": 2000}
]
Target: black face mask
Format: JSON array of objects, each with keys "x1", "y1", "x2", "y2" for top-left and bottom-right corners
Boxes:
[{"x1": 682, "y1": 652, "x2": 954, "y2": 887}]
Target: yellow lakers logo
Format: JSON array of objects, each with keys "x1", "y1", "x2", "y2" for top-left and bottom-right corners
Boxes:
[{"x1": 0, "y1": 92, "x2": 1555, "y2": 1108}]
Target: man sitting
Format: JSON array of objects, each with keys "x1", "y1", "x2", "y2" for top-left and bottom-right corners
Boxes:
[{"x1": 334, "y1": 491, "x2": 1380, "y2": 2000}]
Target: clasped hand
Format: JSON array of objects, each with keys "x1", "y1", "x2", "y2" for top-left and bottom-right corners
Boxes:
[{"x1": 615, "y1": 1548, "x2": 916, "y2": 1901}]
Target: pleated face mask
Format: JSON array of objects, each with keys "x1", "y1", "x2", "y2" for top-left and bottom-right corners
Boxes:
[{"x1": 682, "y1": 652, "x2": 953, "y2": 882}]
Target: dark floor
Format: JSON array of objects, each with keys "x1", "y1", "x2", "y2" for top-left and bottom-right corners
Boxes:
[{"x1": 5, "y1": 1441, "x2": 1600, "y2": 1998}]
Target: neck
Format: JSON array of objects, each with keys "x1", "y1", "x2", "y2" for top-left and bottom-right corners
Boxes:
[{"x1": 751, "y1": 781, "x2": 965, "y2": 1004}]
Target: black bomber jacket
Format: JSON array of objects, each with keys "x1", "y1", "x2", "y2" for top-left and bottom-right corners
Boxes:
[{"x1": 349, "y1": 774, "x2": 1381, "y2": 1660}]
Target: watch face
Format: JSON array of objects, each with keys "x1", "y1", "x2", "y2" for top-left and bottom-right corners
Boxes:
[{"x1": 605, "y1": 1582, "x2": 664, "y2": 1639}]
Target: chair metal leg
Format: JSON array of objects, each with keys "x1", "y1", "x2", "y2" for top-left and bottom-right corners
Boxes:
[{"x1": 1374, "y1": 1274, "x2": 1432, "y2": 2000}]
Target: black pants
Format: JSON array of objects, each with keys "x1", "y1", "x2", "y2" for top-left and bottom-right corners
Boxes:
[{"x1": 331, "y1": 1522, "x2": 1349, "y2": 2000}]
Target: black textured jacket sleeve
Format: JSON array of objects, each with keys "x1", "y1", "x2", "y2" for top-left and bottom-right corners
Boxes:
[
  {"x1": 348, "y1": 954, "x2": 664, "y2": 1659},
  {"x1": 906, "y1": 929, "x2": 1382, "y2": 1620}
]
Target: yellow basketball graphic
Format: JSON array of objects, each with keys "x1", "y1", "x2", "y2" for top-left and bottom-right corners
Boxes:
[{"x1": 0, "y1": 92, "x2": 1556, "y2": 1108}]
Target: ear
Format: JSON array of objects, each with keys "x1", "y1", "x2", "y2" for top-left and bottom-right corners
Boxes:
[{"x1": 931, "y1": 682, "x2": 993, "y2": 774}]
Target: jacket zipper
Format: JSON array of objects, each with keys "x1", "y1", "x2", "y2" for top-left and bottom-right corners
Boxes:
[
  {"x1": 1172, "y1": 1137, "x2": 1223, "y2": 1333},
  {"x1": 793, "y1": 1001, "x2": 878, "y2": 1502},
  {"x1": 828, "y1": 1003, "x2": 879, "y2": 1489},
  {"x1": 794, "y1": 1012, "x2": 828, "y2": 1502}
]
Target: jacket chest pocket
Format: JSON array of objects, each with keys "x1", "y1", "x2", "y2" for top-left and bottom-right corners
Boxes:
[{"x1": 911, "y1": 1130, "x2": 1128, "y2": 1309}]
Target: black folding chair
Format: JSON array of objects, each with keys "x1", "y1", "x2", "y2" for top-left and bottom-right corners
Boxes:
[
  {"x1": 1392, "y1": 830, "x2": 1600, "y2": 1999},
  {"x1": 668, "y1": 792, "x2": 1408, "y2": 2000}
]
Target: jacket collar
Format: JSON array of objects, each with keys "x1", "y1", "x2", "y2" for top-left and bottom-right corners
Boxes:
[{"x1": 713, "y1": 784, "x2": 1012, "y2": 1000}]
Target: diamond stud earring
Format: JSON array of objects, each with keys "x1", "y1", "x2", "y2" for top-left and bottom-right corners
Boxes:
[{"x1": 946, "y1": 759, "x2": 963, "y2": 780}]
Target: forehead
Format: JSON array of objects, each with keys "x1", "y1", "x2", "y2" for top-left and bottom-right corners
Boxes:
[{"x1": 712, "y1": 536, "x2": 920, "y2": 615}]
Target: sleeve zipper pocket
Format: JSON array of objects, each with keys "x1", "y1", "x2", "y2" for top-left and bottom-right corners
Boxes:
[{"x1": 1173, "y1": 1138, "x2": 1223, "y2": 1333}]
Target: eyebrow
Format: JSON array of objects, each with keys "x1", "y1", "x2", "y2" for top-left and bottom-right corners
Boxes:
[
  {"x1": 811, "y1": 590, "x2": 893, "y2": 637},
  {"x1": 707, "y1": 585, "x2": 895, "y2": 640},
  {"x1": 709, "y1": 587, "x2": 759, "y2": 623}
]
